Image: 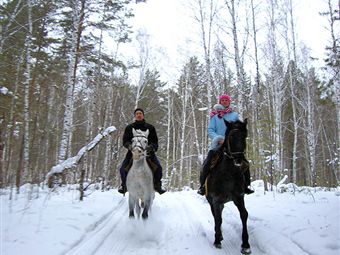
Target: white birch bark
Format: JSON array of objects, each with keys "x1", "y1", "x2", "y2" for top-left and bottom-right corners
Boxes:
[
  {"x1": 266, "y1": 0, "x2": 284, "y2": 173},
  {"x1": 285, "y1": 0, "x2": 298, "y2": 183},
  {"x1": 58, "y1": 0, "x2": 85, "y2": 163},
  {"x1": 226, "y1": 0, "x2": 247, "y2": 118},
  {"x1": 23, "y1": 0, "x2": 33, "y2": 182},
  {"x1": 47, "y1": 127, "x2": 116, "y2": 182},
  {"x1": 250, "y1": 0, "x2": 264, "y2": 180},
  {"x1": 305, "y1": 69, "x2": 317, "y2": 186},
  {"x1": 165, "y1": 88, "x2": 172, "y2": 181},
  {"x1": 195, "y1": 0, "x2": 215, "y2": 112},
  {"x1": 189, "y1": 93, "x2": 202, "y2": 163},
  {"x1": 134, "y1": 30, "x2": 150, "y2": 108},
  {"x1": 179, "y1": 76, "x2": 189, "y2": 188}
]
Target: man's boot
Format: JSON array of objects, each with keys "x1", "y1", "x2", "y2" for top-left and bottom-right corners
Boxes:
[
  {"x1": 197, "y1": 150, "x2": 216, "y2": 196},
  {"x1": 118, "y1": 181, "x2": 127, "y2": 194},
  {"x1": 154, "y1": 180, "x2": 166, "y2": 194}
]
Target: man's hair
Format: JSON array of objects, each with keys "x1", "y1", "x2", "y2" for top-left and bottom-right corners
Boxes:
[{"x1": 134, "y1": 108, "x2": 144, "y2": 115}]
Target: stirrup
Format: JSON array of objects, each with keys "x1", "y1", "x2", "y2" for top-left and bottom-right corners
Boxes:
[
  {"x1": 155, "y1": 184, "x2": 166, "y2": 194},
  {"x1": 118, "y1": 185, "x2": 127, "y2": 194},
  {"x1": 197, "y1": 186, "x2": 205, "y2": 196}
]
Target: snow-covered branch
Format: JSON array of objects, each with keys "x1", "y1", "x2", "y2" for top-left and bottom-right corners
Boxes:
[{"x1": 46, "y1": 126, "x2": 116, "y2": 182}]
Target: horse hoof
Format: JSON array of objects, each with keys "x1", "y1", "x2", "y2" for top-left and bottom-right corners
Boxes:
[
  {"x1": 214, "y1": 242, "x2": 222, "y2": 249},
  {"x1": 241, "y1": 247, "x2": 251, "y2": 254}
]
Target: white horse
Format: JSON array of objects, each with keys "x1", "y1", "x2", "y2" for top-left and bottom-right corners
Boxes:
[{"x1": 126, "y1": 128, "x2": 155, "y2": 219}]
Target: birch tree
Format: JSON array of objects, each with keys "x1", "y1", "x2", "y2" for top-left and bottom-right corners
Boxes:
[
  {"x1": 133, "y1": 29, "x2": 151, "y2": 108},
  {"x1": 22, "y1": 0, "x2": 33, "y2": 184},
  {"x1": 320, "y1": 0, "x2": 340, "y2": 154},
  {"x1": 283, "y1": 0, "x2": 299, "y2": 183},
  {"x1": 305, "y1": 68, "x2": 318, "y2": 186},
  {"x1": 58, "y1": 0, "x2": 85, "y2": 163},
  {"x1": 196, "y1": 0, "x2": 216, "y2": 112},
  {"x1": 225, "y1": 0, "x2": 249, "y2": 118},
  {"x1": 264, "y1": 0, "x2": 286, "y2": 177}
]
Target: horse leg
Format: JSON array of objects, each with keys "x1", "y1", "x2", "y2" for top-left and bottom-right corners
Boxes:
[
  {"x1": 128, "y1": 196, "x2": 135, "y2": 218},
  {"x1": 233, "y1": 197, "x2": 251, "y2": 254},
  {"x1": 208, "y1": 197, "x2": 224, "y2": 248},
  {"x1": 135, "y1": 200, "x2": 141, "y2": 219},
  {"x1": 141, "y1": 198, "x2": 151, "y2": 220}
]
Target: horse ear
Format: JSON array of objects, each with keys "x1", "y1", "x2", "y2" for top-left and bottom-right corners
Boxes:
[
  {"x1": 132, "y1": 128, "x2": 137, "y2": 136},
  {"x1": 145, "y1": 129, "x2": 149, "y2": 137}
]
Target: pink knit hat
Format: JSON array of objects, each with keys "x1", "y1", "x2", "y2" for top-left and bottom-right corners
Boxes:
[{"x1": 218, "y1": 94, "x2": 231, "y2": 103}]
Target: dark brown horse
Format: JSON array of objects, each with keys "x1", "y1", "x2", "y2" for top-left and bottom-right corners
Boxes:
[{"x1": 205, "y1": 119, "x2": 251, "y2": 254}]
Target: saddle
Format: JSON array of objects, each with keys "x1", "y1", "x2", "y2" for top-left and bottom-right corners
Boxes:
[
  {"x1": 204, "y1": 156, "x2": 250, "y2": 195},
  {"x1": 124, "y1": 157, "x2": 157, "y2": 173}
]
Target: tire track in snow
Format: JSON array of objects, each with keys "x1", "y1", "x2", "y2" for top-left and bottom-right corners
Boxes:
[
  {"x1": 220, "y1": 203, "x2": 309, "y2": 255},
  {"x1": 63, "y1": 197, "x2": 128, "y2": 255},
  {"x1": 63, "y1": 191, "x2": 301, "y2": 255}
]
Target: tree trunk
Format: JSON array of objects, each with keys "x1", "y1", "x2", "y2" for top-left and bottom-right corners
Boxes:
[{"x1": 58, "y1": 0, "x2": 85, "y2": 163}]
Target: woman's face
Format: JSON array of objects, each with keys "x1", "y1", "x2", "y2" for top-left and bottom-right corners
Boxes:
[{"x1": 220, "y1": 98, "x2": 230, "y2": 108}]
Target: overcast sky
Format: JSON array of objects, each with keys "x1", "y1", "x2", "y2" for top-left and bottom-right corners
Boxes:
[{"x1": 118, "y1": 0, "x2": 334, "y2": 85}]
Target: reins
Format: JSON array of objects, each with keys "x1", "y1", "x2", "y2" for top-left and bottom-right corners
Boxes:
[{"x1": 224, "y1": 128, "x2": 245, "y2": 159}]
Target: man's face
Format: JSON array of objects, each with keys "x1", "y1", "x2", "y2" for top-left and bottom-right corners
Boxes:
[
  {"x1": 134, "y1": 111, "x2": 144, "y2": 121},
  {"x1": 220, "y1": 98, "x2": 230, "y2": 108}
]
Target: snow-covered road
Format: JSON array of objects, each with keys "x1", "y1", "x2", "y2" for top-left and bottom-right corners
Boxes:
[
  {"x1": 63, "y1": 191, "x2": 265, "y2": 255},
  {"x1": 2, "y1": 182, "x2": 340, "y2": 255}
]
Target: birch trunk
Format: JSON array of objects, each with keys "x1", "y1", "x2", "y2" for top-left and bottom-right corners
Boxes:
[
  {"x1": 179, "y1": 77, "x2": 189, "y2": 188},
  {"x1": 267, "y1": 0, "x2": 284, "y2": 174},
  {"x1": 165, "y1": 89, "x2": 172, "y2": 181},
  {"x1": 250, "y1": 0, "x2": 263, "y2": 179},
  {"x1": 306, "y1": 69, "x2": 317, "y2": 186},
  {"x1": 134, "y1": 31, "x2": 150, "y2": 108},
  {"x1": 22, "y1": 0, "x2": 33, "y2": 183},
  {"x1": 196, "y1": 0, "x2": 214, "y2": 112},
  {"x1": 189, "y1": 93, "x2": 202, "y2": 163},
  {"x1": 226, "y1": 0, "x2": 247, "y2": 118},
  {"x1": 58, "y1": 0, "x2": 85, "y2": 163},
  {"x1": 285, "y1": 0, "x2": 298, "y2": 183}
]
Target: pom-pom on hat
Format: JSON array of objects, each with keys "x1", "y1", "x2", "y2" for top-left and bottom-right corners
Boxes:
[
  {"x1": 134, "y1": 108, "x2": 144, "y2": 115},
  {"x1": 218, "y1": 94, "x2": 231, "y2": 103}
]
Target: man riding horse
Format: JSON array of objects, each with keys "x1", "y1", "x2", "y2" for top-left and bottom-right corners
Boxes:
[
  {"x1": 118, "y1": 108, "x2": 166, "y2": 195},
  {"x1": 197, "y1": 93, "x2": 254, "y2": 196}
]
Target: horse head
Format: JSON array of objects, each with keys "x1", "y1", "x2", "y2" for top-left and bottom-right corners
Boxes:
[
  {"x1": 223, "y1": 118, "x2": 248, "y2": 166},
  {"x1": 131, "y1": 128, "x2": 149, "y2": 160}
]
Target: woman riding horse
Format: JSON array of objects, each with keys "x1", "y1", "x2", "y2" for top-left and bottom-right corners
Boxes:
[
  {"x1": 206, "y1": 119, "x2": 251, "y2": 254},
  {"x1": 198, "y1": 94, "x2": 253, "y2": 195}
]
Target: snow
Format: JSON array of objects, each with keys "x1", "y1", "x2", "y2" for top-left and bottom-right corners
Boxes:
[
  {"x1": 0, "y1": 86, "x2": 13, "y2": 96},
  {"x1": 2, "y1": 181, "x2": 340, "y2": 255}
]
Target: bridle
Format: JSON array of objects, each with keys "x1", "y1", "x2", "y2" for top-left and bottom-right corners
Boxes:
[
  {"x1": 132, "y1": 134, "x2": 148, "y2": 152},
  {"x1": 223, "y1": 128, "x2": 245, "y2": 161}
]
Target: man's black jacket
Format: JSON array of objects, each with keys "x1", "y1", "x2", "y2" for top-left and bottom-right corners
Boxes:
[{"x1": 123, "y1": 120, "x2": 159, "y2": 153}]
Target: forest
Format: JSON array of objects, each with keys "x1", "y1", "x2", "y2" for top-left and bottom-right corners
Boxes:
[{"x1": 0, "y1": 0, "x2": 339, "y2": 192}]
